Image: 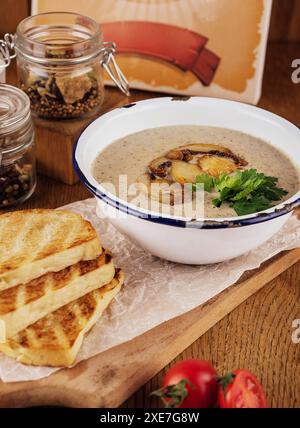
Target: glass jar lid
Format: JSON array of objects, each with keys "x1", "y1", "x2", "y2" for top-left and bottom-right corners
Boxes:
[
  {"x1": 0, "y1": 84, "x2": 32, "y2": 161},
  {"x1": 0, "y1": 84, "x2": 30, "y2": 133},
  {"x1": 15, "y1": 12, "x2": 103, "y2": 64}
]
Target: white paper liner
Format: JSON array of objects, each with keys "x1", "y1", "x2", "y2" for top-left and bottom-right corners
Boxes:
[{"x1": 1, "y1": 198, "x2": 299, "y2": 383}]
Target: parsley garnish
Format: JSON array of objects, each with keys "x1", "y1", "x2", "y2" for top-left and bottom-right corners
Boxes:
[
  {"x1": 195, "y1": 169, "x2": 288, "y2": 216},
  {"x1": 193, "y1": 173, "x2": 215, "y2": 192}
]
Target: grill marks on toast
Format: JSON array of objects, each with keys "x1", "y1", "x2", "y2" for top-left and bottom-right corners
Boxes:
[
  {"x1": 0, "y1": 210, "x2": 99, "y2": 275},
  {"x1": 0, "y1": 209, "x2": 123, "y2": 366},
  {"x1": 0, "y1": 251, "x2": 111, "y2": 315},
  {"x1": 0, "y1": 286, "x2": 19, "y2": 315},
  {"x1": 7, "y1": 270, "x2": 123, "y2": 352},
  {"x1": 24, "y1": 276, "x2": 47, "y2": 304}
]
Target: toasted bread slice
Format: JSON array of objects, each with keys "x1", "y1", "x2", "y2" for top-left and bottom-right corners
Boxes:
[
  {"x1": 0, "y1": 209, "x2": 102, "y2": 291},
  {"x1": 0, "y1": 251, "x2": 114, "y2": 340},
  {"x1": 0, "y1": 270, "x2": 124, "y2": 367}
]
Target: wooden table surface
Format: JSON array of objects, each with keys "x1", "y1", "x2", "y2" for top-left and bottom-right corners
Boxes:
[{"x1": 6, "y1": 41, "x2": 300, "y2": 408}]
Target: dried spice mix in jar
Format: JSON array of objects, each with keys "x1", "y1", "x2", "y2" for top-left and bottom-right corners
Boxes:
[
  {"x1": 5, "y1": 12, "x2": 129, "y2": 120},
  {"x1": 0, "y1": 84, "x2": 36, "y2": 207}
]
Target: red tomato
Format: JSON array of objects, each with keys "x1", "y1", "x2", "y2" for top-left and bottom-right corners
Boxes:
[
  {"x1": 152, "y1": 359, "x2": 218, "y2": 408},
  {"x1": 218, "y1": 370, "x2": 267, "y2": 408}
]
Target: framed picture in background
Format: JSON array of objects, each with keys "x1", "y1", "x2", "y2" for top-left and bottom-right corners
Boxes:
[{"x1": 32, "y1": 0, "x2": 272, "y2": 104}]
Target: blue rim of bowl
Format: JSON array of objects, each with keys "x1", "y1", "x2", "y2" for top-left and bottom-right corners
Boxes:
[{"x1": 73, "y1": 102, "x2": 300, "y2": 230}]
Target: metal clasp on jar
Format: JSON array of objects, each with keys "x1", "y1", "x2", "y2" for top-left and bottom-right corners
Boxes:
[
  {"x1": 100, "y1": 42, "x2": 130, "y2": 97},
  {"x1": 0, "y1": 33, "x2": 16, "y2": 69}
]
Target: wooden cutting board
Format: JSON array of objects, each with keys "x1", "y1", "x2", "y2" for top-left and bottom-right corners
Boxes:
[{"x1": 0, "y1": 246, "x2": 299, "y2": 408}]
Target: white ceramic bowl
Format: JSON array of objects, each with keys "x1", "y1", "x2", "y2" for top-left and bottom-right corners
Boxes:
[{"x1": 74, "y1": 97, "x2": 300, "y2": 264}]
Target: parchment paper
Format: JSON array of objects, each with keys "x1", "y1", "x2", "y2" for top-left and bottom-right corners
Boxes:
[{"x1": 1, "y1": 198, "x2": 299, "y2": 383}]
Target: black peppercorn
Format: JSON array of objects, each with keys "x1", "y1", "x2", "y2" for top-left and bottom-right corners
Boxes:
[{"x1": 0, "y1": 163, "x2": 33, "y2": 208}]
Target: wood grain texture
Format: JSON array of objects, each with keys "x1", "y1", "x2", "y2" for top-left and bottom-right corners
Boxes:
[
  {"x1": 126, "y1": 257, "x2": 300, "y2": 409},
  {"x1": 0, "y1": 0, "x2": 29, "y2": 36},
  {"x1": 269, "y1": 0, "x2": 300, "y2": 42},
  {"x1": 259, "y1": 43, "x2": 300, "y2": 125},
  {"x1": 3, "y1": 42, "x2": 300, "y2": 408}
]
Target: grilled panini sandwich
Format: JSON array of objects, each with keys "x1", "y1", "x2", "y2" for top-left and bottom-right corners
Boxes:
[
  {"x1": 0, "y1": 209, "x2": 102, "y2": 291},
  {"x1": 0, "y1": 251, "x2": 115, "y2": 340},
  {"x1": 0, "y1": 270, "x2": 124, "y2": 367}
]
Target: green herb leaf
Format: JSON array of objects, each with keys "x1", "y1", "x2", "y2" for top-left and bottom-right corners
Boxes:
[
  {"x1": 194, "y1": 173, "x2": 215, "y2": 193},
  {"x1": 214, "y1": 169, "x2": 288, "y2": 216},
  {"x1": 193, "y1": 168, "x2": 288, "y2": 216},
  {"x1": 231, "y1": 195, "x2": 272, "y2": 216},
  {"x1": 212, "y1": 197, "x2": 222, "y2": 207}
]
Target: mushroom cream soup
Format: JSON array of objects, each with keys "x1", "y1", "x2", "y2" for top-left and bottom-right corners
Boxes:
[{"x1": 92, "y1": 126, "x2": 300, "y2": 218}]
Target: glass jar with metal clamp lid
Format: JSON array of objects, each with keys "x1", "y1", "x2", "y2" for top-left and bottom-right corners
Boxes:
[
  {"x1": 0, "y1": 12, "x2": 130, "y2": 120},
  {"x1": 0, "y1": 84, "x2": 36, "y2": 207}
]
